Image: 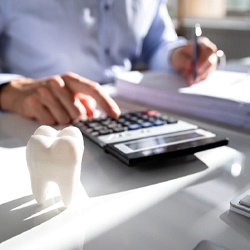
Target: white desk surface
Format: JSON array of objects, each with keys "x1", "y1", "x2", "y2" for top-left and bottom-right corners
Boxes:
[{"x1": 0, "y1": 96, "x2": 250, "y2": 250}]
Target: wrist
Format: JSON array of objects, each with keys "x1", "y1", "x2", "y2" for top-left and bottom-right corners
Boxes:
[
  {"x1": 0, "y1": 81, "x2": 19, "y2": 112},
  {"x1": 0, "y1": 82, "x2": 9, "y2": 110}
]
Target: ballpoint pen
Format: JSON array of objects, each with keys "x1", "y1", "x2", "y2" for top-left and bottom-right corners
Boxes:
[{"x1": 192, "y1": 23, "x2": 202, "y2": 82}]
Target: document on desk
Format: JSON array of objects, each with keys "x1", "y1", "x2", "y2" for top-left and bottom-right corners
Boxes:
[
  {"x1": 179, "y1": 70, "x2": 250, "y2": 104},
  {"x1": 115, "y1": 70, "x2": 250, "y2": 130}
]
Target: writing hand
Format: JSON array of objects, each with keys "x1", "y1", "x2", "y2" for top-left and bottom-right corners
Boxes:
[{"x1": 171, "y1": 37, "x2": 218, "y2": 85}]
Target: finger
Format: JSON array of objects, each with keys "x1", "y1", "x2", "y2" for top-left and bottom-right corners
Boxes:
[
  {"x1": 198, "y1": 53, "x2": 217, "y2": 74},
  {"x1": 48, "y1": 76, "x2": 82, "y2": 120},
  {"x1": 199, "y1": 37, "x2": 217, "y2": 54},
  {"x1": 37, "y1": 85, "x2": 71, "y2": 124},
  {"x1": 186, "y1": 38, "x2": 217, "y2": 85},
  {"x1": 24, "y1": 93, "x2": 57, "y2": 125},
  {"x1": 196, "y1": 51, "x2": 217, "y2": 83},
  {"x1": 76, "y1": 93, "x2": 97, "y2": 117},
  {"x1": 171, "y1": 45, "x2": 191, "y2": 68},
  {"x1": 170, "y1": 44, "x2": 194, "y2": 85},
  {"x1": 197, "y1": 38, "x2": 217, "y2": 69},
  {"x1": 175, "y1": 56, "x2": 194, "y2": 85},
  {"x1": 73, "y1": 97, "x2": 88, "y2": 119},
  {"x1": 61, "y1": 72, "x2": 121, "y2": 118},
  {"x1": 196, "y1": 62, "x2": 215, "y2": 82}
]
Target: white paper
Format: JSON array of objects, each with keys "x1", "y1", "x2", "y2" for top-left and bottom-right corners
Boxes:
[{"x1": 180, "y1": 71, "x2": 250, "y2": 104}]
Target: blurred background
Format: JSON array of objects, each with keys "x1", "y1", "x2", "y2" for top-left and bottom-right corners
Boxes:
[{"x1": 167, "y1": 0, "x2": 250, "y2": 71}]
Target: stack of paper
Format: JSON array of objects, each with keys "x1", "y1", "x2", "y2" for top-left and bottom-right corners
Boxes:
[{"x1": 115, "y1": 70, "x2": 250, "y2": 130}]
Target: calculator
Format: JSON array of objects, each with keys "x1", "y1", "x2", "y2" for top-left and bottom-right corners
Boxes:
[{"x1": 73, "y1": 110, "x2": 229, "y2": 166}]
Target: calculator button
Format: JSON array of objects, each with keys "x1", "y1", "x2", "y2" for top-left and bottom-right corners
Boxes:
[
  {"x1": 140, "y1": 114, "x2": 148, "y2": 120},
  {"x1": 88, "y1": 122, "x2": 101, "y2": 128},
  {"x1": 167, "y1": 117, "x2": 178, "y2": 124},
  {"x1": 76, "y1": 124, "x2": 88, "y2": 130},
  {"x1": 129, "y1": 116, "x2": 139, "y2": 122},
  {"x1": 147, "y1": 117, "x2": 156, "y2": 122},
  {"x1": 121, "y1": 113, "x2": 131, "y2": 119},
  {"x1": 117, "y1": 118, "x2": 126, "y2": 123},
  {"x1": 90, "y1": 131, "x2": 99, "y2": 137},
  {"x1": 141, "y1": 122, "x2": 153, "y2": 128},
  {"x1": 128, "y1": 124, "x2": 141, "y2": 130},
  {"x1": 101, "y1": 120, "x2": 112, "y2": 126},
  {"x1": 122, "y1": 121, "x2": 131, "y2": 126},
  {"x1": 99, "y1": 129, "x2": 113, "y2": 135},
  {"x1": 161, "y1": 115, "x2": 178, "y2": 124},
  {"x1": 136, "y1": 119, "x2": 144, "y2": 124},
  {"x1": 144, "y1": 110, "x2": 160, "y2": 117},
  {"x1": 153, "y1": 119, "x2": 165, "y2": 126},
  {"x1": 83, "y1": 127, "x2": 94, "y2": 133},
  {"x1": 113, "y1": 127, "x2": 126, "y2": 133},
  {"x1": 93, "y1": 125, "x2": 105, "y2": 131}
]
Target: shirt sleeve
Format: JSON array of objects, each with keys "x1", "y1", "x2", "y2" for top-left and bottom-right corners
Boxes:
[
  {"x1": 0, "y1": 74, "x2": 24, "y2": 85},
  {"x1": 0, "y1": 2, "x2": 6, "y2": 74},
  {"x1": 0, "y1": 2, "x2": 7, "y2": 33},
  {"x1": 0, "y1": 2, "x2": 12, "y2": 75},
  {"x1": 141, "y1": 0, "x2": 187, "y2": 72}
]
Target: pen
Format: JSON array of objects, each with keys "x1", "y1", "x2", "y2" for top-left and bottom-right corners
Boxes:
[{"x1": 192, "y1": 23, "x2": 202, "y2": 82}]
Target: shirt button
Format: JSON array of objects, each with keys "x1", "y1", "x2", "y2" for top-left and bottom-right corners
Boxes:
[
  {"x1": 104, "y1": 4, "x2": 110, "y2": 10},
  {"x1": 104, "y1": 48, "x2": 110, "y2": 55}
]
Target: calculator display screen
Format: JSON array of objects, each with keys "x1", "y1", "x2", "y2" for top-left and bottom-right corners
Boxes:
[{"x1": 125, "y1": 131, "x2": 206, "y2": 151}]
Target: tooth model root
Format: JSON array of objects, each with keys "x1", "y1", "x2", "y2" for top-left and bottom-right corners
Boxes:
[{"x1": 26, "y1": 126, "x2": 84, "y2": 207}]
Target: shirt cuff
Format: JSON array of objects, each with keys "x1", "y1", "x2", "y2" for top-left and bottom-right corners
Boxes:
[
  {"x1": 0, "y1": 74, "x2": 24, "y2": 110},
  {"x1": 148, "y1": 37, "x2": 187, "y2": 73},
  {"x1": 0, "y1": 73, "x2": 24, "y2": 85}
]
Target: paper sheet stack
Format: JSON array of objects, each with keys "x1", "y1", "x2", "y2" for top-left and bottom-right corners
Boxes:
[{"x1": 115, "y1": 70, "x2": 250, "y2": 131}]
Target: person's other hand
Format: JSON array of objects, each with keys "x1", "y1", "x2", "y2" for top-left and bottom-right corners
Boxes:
[
  {"x1": 0, "y1": 72, "x2": 120, "y2": 125},
  {"x1": 170, "y1": 37, "x2": 218, "y2": 85}
]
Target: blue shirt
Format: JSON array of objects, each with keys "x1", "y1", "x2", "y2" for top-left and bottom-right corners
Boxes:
[{"x1": 0, "y1": 0, "x2": 186, "y2": 84}]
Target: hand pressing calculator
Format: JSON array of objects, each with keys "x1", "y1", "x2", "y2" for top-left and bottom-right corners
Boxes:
[{"x1": 73, "y1": 110, "x2": 228, "y2": 166}]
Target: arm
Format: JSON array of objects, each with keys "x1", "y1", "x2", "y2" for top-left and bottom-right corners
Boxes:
[
  {"x1": 141, "y1": 0, "x2": 187, "y2": 72},
  {"x1": 0, "y1": 74, "x2": 25, "y2": 110},
  {"x1": 0, "y1": 4, "x2": 24, "y2": 84},
  {"x1": 0, "y1": 72, "x2": 120, "y2": 124},
  {"x1": 141, "y1": 0, "x2": 218, "y2": 84}
]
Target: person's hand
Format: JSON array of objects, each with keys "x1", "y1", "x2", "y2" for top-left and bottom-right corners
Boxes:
[
  {"x1": 170, "y1": 37, "x2": 218, "y2": 85},
  {"x1": 0, "y1": 72, "x2": 120, "y2": 125}
]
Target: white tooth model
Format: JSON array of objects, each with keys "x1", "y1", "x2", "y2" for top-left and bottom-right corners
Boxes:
[{"x1": 26, "y1": 125, "x2": 84, "y2": 207}]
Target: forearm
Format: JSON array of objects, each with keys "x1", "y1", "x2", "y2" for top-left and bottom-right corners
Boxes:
[
  {"x1": 0, "y1": 74, "x2": 24, "y2": 110},
  {"x1": 141, "y1": 1, "x2": 187, "y2": 72},
  {"x1": 0, "y1": 83, "x2": 7, "y2": 110},
  {"x1": 148, "y1": 38, "x2": 187, "y2": 72},
  {"x1": 0, "y1": 81, "x2": 18, "y2": 112}
]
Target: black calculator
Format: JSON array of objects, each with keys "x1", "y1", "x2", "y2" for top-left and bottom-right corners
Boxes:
[{"x1": 73, "y1": 110, "x2": 228, "y2": 166}]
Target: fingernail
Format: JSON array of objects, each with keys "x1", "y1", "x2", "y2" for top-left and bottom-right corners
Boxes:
[{"x1": 112, "y1": 106, "x2": 121, "y2": 118}]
